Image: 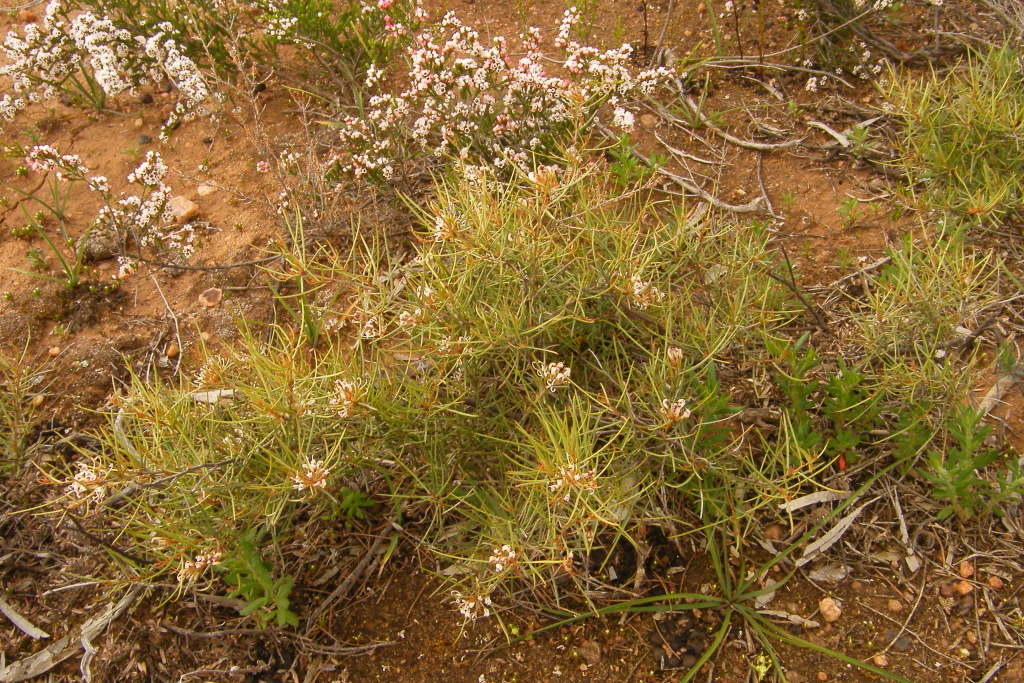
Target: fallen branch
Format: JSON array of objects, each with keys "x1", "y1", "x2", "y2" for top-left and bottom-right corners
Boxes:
[
  {"x1": 0, "y1": 585, "x2": 144, "y2": 683},
  {"x1": 304, "y1": 522, "x2": 396, "y2": 633}
]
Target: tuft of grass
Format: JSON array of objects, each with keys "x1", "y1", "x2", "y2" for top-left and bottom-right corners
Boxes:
[{"x1": 886, "y1": 46, "x2": 1024, "y2": 228}]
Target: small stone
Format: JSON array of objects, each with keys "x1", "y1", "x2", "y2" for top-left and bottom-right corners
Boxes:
[
  {"x1": 139, "y1": 92, "x2": 154, "y2": 105},
  {"x1": 697, "y1": 2, "x2": 706, "y2": 10},
  {"x1": 202, "y1": 136, "x2": 213, "y2": 144},
  {"x1": 166, "y1": 196, "x2": 200, "y2": 224},
  {"x1": 198, "y1": 288, "x2": 222, "y2": 308},
  {"x1": 959, "y1": 561, "x2": 975, "y2": 579},
  {"x1": 134, "y1": 118, "x2": 144, "y2": 129},
  {"x1": 887, "y1": 599, "x2": 903, "y2": 614},
  {"x1": 578, "y1": 641, "x2": 601, "y2": 666},
  {"x1": 197, "y1": 184, "x2": 217, "y2": 197},
  {"x1": 77, "y1": 224, "x2": 120, "y2": 261},
  {"x1": 850, "y1": 581, "x2": 864, "y2": 595},
  {"x1": 785, "y1": 672, "x2": 808, "y2": 683},
  {"x1": 764, "y1": 523, "x2": 784, "y2": 541},
  {"x1": 818, "y1": 597, "x2": 841, "y2": 623},
  {"x1": 253, "y1": 82, "x2": 267, "y2": 94},
  {"x1": 939, "y1": 583, "x2": 955, "y2": 598},
  {"x1": 885, "y1": 629, "x2": 912, "y2": 652},
  {"x1": 31, "y1": 394, "x2": 45, "y2": 407},
  {"x1": 684, "y1": 29, "x2": 693, "y2": 37},
  {"x1": 48, "y1": 346, "x2": 61, "y2": 357},
  {"x1": 165, "y1": 343, "x2": 179, "y2": 358},
  {"x1": 138, "y1": 134, "x2": 152, "y2": 145},
  {"x1": 988, "y1": 576, "x2": 1004, "y2": 590},
  {"x1": 955, "y1": 580, "x2": 973, "y2": 596},
  {"x1": 17, "y1": 9, "x2": 36, "y2": 22},
  {"x1": 681, "y1": 654, "x2": 697, "y2": 668},
  {"x1": 817, "y1": 673, "x2": 828, "y2": 682},
  {"x1": 158, "y1": 80, "x2": 173, "y2": 94},
  {"x1": 872, "y1": 654, "x2": 888, "y2": 668},
  {"x1": 640, "y1": 114, "x2": 660, "y2": 129}
]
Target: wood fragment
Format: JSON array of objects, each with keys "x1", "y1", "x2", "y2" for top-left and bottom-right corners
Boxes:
[
  {"x1": 0, "y1": 585, "x2": 143, "y2": 683},
  {"x1": 0, "y1": 595, "x2": 49, "y2": 640}
]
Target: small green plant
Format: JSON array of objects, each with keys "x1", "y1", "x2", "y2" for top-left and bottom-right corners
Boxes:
[
  {"x1": 837, "y1": 195, "x2": 864, "y2": 227},
  {"x1": 219, "y1": 529, "x2": 300, "y2": 628},
  {"x1": 778, "y1": 190, "x2": 797, "y2": 211},
  {"x1": 920, "y1": 406, "x2": 1022, "y2": 521}
]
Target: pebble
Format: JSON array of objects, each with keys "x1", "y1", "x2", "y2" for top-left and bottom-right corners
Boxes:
[
  {"x1": 817, "y1": 673, "x2": 828, "y2": 682},
  {"x1": 139, "y1": 92, "x2": 154, "y2": 105},
  {"x1": 48, "y1": 346, "x2": 61, "y2": 357},
  {"x1": 850, "y1": 581, "x2": 864, "y2": 594},
  {"x1": 785, "y1": 672, "x2": 807, "y2": 683},
  {"x1": 640, "y1": 114, "x2": 660, "y2": 129},
  {"x1": 202, "y1": 136, "x2": 214, "y2": 144},
  {"x1": 697, "y1": 2, "x2": 706, "y2": 10},
  {"x1": 873, "y1": 654, "x2": 888, "y2": 667},
  {"x1": 578, "y1": 641, "x2": 601, "y2": 666},
  {"x1": 955, "y1": 580, "x2": 974, "y2": 596},
  {"x1": 138, "y1": 134, "x2": 152, "y2": 145},
  {"x1": 887, "y1": 599, "x2": 903, "y2": 614},
  {"x1": 884, "y1": 629, "x2": 912, "y2": 652},
  {"x1": 959, "y1": 561, "x2": 975, "y2": 579},
  {"x1": 819, "y1": 597, "x2": 841, "y2": 622},
  {"x1": 134, "y1": 118, "x2": 144, "y2": 129},
  {"x1": 31, "y1": 394, "x2": 45, "y2": 407},
  {"x1": 939, "y1": 583, "x2": 955, "y2": 598},
  {"x1": 165, "y1": 343, "x2": 179, "y2": 358},
  {"x1": 988, "y1": 576, "x2": 1004, "y2": 590},
  {"x1": 764, "y1": 523, "x2": 784, "y2": 541},
  {"x1": 17, "y1": 9, "x2": 36, "y2": 22},
  {"x1": 197, "y1": 184, "x2": 217, "y2": 197},
  {"x1": 198, "y1": 288, "x2": 222, "y2": 308},
  {"x1": 166, "y1": 196, "x2": 200, "y2": 224},
  {"x1": 684, "y1": 29, "x2": 693, "y2": 37}
]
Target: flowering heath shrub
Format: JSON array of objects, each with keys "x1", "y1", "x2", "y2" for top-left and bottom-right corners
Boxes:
[
  {"x1": 0, "y1": 0, "x2": 211, "y2": 128},
  {"x1": 332, "y1": 8, "x2": 673, "y2": 181}
]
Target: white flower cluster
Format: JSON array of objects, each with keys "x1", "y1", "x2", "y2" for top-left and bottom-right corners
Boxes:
[
  {"x1": 487, "y1": 544, "x2": 517, "y2": 572},
  {"x1": 629, "y1": 274, "x2": 664, "y2": 310},
  {"x1": 91, "y1": 151, "x2": 174, "y2": 254},
  {"x1": 178, "y1": 550, "x2": 222, "y2": 583},
  {"x1": 292, "y1": 457, "x2": 329, "y2": 492},
  {"x1": 65, "y1": 461, "x2": 108, "y2": 502},
  {"x1": 851, "y1": 42, "x2": 887, "y2": 80},
  {"x1": 23, "y1": 144, "x2": 89, "y2": 182},
  {"x1": 335, "y1": 11, "x2": 673, "y2": 180},
  {"x1": 329, "y1": 379, "x2": 365, "y2": 418},
  {"x1": 549, "y1": 461, "x2": 597, "y2": 502},
  {"x1": 0, "y1": 3, "x2": 210, "y2": 133},
  {"x1": 535, "y1": 361, "x2": 571, "y2": 393},
  {"x1": 659, "y1": 398, "x2": 692, "y2": 424},
  {"x1": 452, "y1": 591, "x2": 492, "y2": 620}
]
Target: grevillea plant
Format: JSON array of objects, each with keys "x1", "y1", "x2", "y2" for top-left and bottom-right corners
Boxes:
[{"x1": 331, "y1": 8, "x2": 674, "y2": 182}]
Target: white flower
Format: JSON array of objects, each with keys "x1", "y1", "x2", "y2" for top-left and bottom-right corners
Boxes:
[
  {"x1": 534, "y1": 361, "x2": 571, "y2": 393},
  {"x1": 487, "y1": 545, "x2": 517, "y2": 572},
  {"x1": 612, "y1": 106, "x2": 634, "y2": 131},
  {"x1": 452, "y1": 591, "x2": 492, "y2": 620},
  {"x1": 328, "y1": 379, "x2": 365, "y2": 418},
  {"x1": 548, "y1": 462, "x2": 597, "y2": 502},
  {"x1": 659, "y1": 398, "x2": 692, "y2": 424},
  {"x1": 178, "y1": 550, "x2": 222, "y2": 583},
  {"x1": 292, "y1": 457, "x2": 329, "y2": 492}
]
